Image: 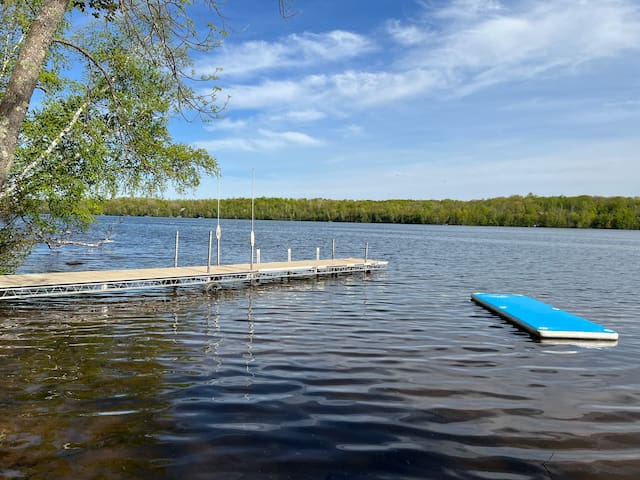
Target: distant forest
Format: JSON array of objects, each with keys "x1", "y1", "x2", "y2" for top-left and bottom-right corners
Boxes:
[{"x1": 101, "y1": 195, "x2": 640, "y2": 230}]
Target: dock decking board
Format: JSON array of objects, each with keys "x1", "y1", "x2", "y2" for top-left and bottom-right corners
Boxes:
[{"x1": 0, "y1": 258, "x2": 387, "y2": 300}]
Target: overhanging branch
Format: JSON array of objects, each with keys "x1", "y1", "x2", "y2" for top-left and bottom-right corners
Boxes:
[{"x1": 53, "y1": 37, "x2": 116, "y2": 97}]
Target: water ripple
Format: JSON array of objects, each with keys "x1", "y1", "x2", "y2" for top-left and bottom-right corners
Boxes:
[{"x1": 2, "y1": 220, "x2": 640, "y2": 479}]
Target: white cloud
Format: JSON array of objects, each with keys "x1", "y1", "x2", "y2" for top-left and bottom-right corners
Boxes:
[
  {"x1": 225, "y1": 68, "x2": 444, "y2": 112},
  {"x1": 386, "y1": 19, "x2": 432, "y2": 46},
  {"x1": 226, "y1": 79, "x2": 312, "y2": 109},
  {"x1": 434, "y1": 0, "x2": 504, "y2": 21},
  {"x1": 291, "y1": 30, "x2": 373, "y2": 61},
  {"x1": 341, "y1": 124, "x2": 365, "y2": 139},
  {"x1": 219, "y1": 1, "x2": 640, "y2": 115},
  {"x1": 204, "y1": 118, "x2": 247, "y2": 131},
  {"x1": 404, "y1": 0, "x2": 640, "y2": 95},
  {"x1": 331, "y1": 69, "x2": 443, "y2": 106},
  {"x1": 195, "y1": 129, "x2": 322, "y2": 153},
  {"x1": 199, "y1": 30, "x2": 374, "y2": 78},
  {"x1": 271, "y1": 110, "x2": 327, "y2": 122},
  {"x1": 257, "y1": 129, "x2": 322, "y2": 146}
]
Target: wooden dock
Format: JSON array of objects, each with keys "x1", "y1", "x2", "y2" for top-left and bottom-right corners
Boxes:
[{"x1": 0, "y1": 258, "x2": 388, "y2": 300}]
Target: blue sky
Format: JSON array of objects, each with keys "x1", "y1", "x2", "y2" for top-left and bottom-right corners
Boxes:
[{"x1": 174, "y1": 0, "x2": 640, "y2": 200}]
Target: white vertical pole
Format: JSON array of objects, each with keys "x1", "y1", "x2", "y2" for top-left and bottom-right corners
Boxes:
[
  {"x1": 207, "y1": 230, "x2": 213, "y2": 273},
  {"x1": 250, "y1": 231, "x2": 255, "y2": 269},
  {"x1": 216, "y1": 223, "x2": 221, "y2": 266},
  {"x1": 174, "y1": 231, "x2": 179, "y2": 268},
  {"x1": 332, "y1": 239, "x2": 335, "y2": 260},
  {"x1": 250, "y1": 170, "x2": 255, "y2": 271},
  {"x1": 216, "y1": 176, "x2": 221, "y2": 266},
  {"x1": 288, "y1": 248, "x2": 291, "y2": 262},
  {"x1": 316, "y1": 247, "x2": 320, "y2": 261},
  {"x1": 365, "y1": 241, "x2": 369, "y2": 263},
  {"x1": 256, "y1": 248, "x2": 261, "y2": 264}
]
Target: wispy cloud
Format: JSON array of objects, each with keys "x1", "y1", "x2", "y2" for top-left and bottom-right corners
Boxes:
[
  {"x1": 271, "y1": 110, "x2": 327, "y2": 122},
  {"x1": 225, "y1": 78, "x2": 316, "y2": 109},
  {"x1": 340, "y1": 124, "x2": 366, "y2": 139},
  {"x1": 195, "y1": 129, "x2": 322, "y2": 152},
  {"x1": 198, "y1": 30, "x2": 374, "y2": 78},
  {"x1": 226, "y1": 68, "x2": 443, "y2": 112},
  {"x1": 331, "y1": 69, "x2": 443, "y2": 106},
  {"x1": 399, "y1": 0, "x2": 640, "y2": 95},
  {"x1": 218, "y1": 0, "x2": 640, "y2": 113},
  {"x1": 257, "y1": 129, "x2": 322, "y2": 146},
  {"x1": 433, "y1": 0, "x2": 504, "y2": 21},
  {"x1": 204, "y1": 118, "x2": 247, "y2": 131},
  {"x1": 385, "y1": 19, "x2": 432, "y2": 46}
]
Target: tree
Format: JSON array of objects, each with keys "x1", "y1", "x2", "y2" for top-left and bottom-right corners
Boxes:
[
  {"x1": 0, "y1": 0, "x2": 69, "y2": 190},
  {"x1": 0, "y1": 1, "x2": 236, "y2": 272}
]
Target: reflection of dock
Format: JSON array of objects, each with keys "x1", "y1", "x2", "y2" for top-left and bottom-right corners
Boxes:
[{"x1": 0, "y1": 258, "x2": 388, "y2": 300}]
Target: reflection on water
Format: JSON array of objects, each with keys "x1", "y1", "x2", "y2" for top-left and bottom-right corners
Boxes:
[
  {"x1": 0, "y1": 299, "x2": 172, "y2": 479},
  {"x1": 2, "y1": 219, "x2": 640, "y2": 479}
]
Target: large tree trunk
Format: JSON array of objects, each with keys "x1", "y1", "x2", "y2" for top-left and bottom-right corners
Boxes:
[{"x1": 0, "y1": 0, "x2": 69, "y2": 189}]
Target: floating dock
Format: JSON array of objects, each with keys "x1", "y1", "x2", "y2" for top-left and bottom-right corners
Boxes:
[
  {"x1": 471, "y1": 293, "x2": 619, "y2": 341},
  {"x1": 0, "y1": 258, "x2": 387, "y2": 300}
]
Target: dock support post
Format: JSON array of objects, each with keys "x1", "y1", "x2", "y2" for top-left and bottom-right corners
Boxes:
[
  {"x1": 207, "y1": 231, "x2": 213, "y2": 273},
  {"x1": 316, "y1": 247, "x2": 320, "y2": 261},
  {"x1": 364, "y1": 241, "x2": 369, "y2": 263},
  {"x1": 256, "y1": 249, "x2": 261, "y2": 264},
  {"x1": 288, "y1": 248, "x2": 291, "y2": 263},
  {"x1": 332, "y1": 239, "x2": 335, "y2": 260},
  {"x1": 174, "y1": 231, "x2": 180, "y2": 268}
]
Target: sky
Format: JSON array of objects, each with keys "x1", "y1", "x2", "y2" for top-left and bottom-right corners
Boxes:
[{"x1": 173, "y1": 0, "x2": 640, "y2": 200}]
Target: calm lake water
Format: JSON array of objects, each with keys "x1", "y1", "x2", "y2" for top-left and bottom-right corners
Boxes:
[{"x1": 2, "y1": 217, "x2": 639, "y2": 479}]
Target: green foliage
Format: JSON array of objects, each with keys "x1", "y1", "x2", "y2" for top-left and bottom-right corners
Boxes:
[
  {"x1": 101, "y1": 195, "x2": 640, "y2": 230},
  {"x1": 72, "y1": 0, "x2": 119, "y2": 19},
  {"x1": 0, "y1": 224, "x2": 32, "y2": 275},
  {"x1": 0, "y1": 1, "x2": 222, "y2": 272}
]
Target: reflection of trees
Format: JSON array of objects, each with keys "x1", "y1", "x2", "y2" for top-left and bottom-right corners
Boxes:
[
  {"x1": 0, "y1": 297, "x2": 180, "y2": 479},
  {"x1": 0, "y1": 288, "x2": 265, "y2": 479}
]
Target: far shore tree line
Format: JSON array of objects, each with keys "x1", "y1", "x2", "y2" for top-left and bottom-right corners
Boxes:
[{"x1": 101, "y1": 195, "x2": 640, "y2": 230}]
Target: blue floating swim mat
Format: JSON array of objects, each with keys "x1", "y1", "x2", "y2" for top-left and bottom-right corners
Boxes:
[{"x1": 471, "y1": 293, "x2": 619, "y2": 341}]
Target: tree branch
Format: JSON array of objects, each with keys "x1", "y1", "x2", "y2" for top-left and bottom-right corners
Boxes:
[
  {"x1": 279, "y1": 0, "x2": 298, "y2": 18},
  {"x1": 0, "y1": 95, "x2": 92, "y2": 200},
  {"x1": 53, "y1": 37, "x2": 116, "y2": 96},
  {"x1": 1, "y1": 32, "x2": 24, "y2": 79}
]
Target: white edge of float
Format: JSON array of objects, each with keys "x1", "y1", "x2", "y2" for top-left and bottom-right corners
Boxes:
[
  {"x1": 537, "y1": 329, "x2": 618, "y2": 341},
  {"x1": 538, "y1": 338, "x2": 619, "y2": 347}
]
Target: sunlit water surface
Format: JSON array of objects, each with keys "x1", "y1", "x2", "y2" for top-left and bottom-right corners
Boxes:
[{"x1": 1, "y1": 217, "x2": 639, "y2": 479}]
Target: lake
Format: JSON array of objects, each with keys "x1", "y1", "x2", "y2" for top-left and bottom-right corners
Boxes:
[{"x1": 1, "y1": 217, "x2": 639, "y2": 479}]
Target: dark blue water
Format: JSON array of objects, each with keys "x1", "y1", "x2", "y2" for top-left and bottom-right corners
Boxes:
[{"x1": 1, "y1": 217, "x2": 639, "y2": 479}]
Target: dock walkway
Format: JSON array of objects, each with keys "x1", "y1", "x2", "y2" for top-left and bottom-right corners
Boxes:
[{"x1": 0, "y1": 258, "x2": 388, "y2": 300}]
